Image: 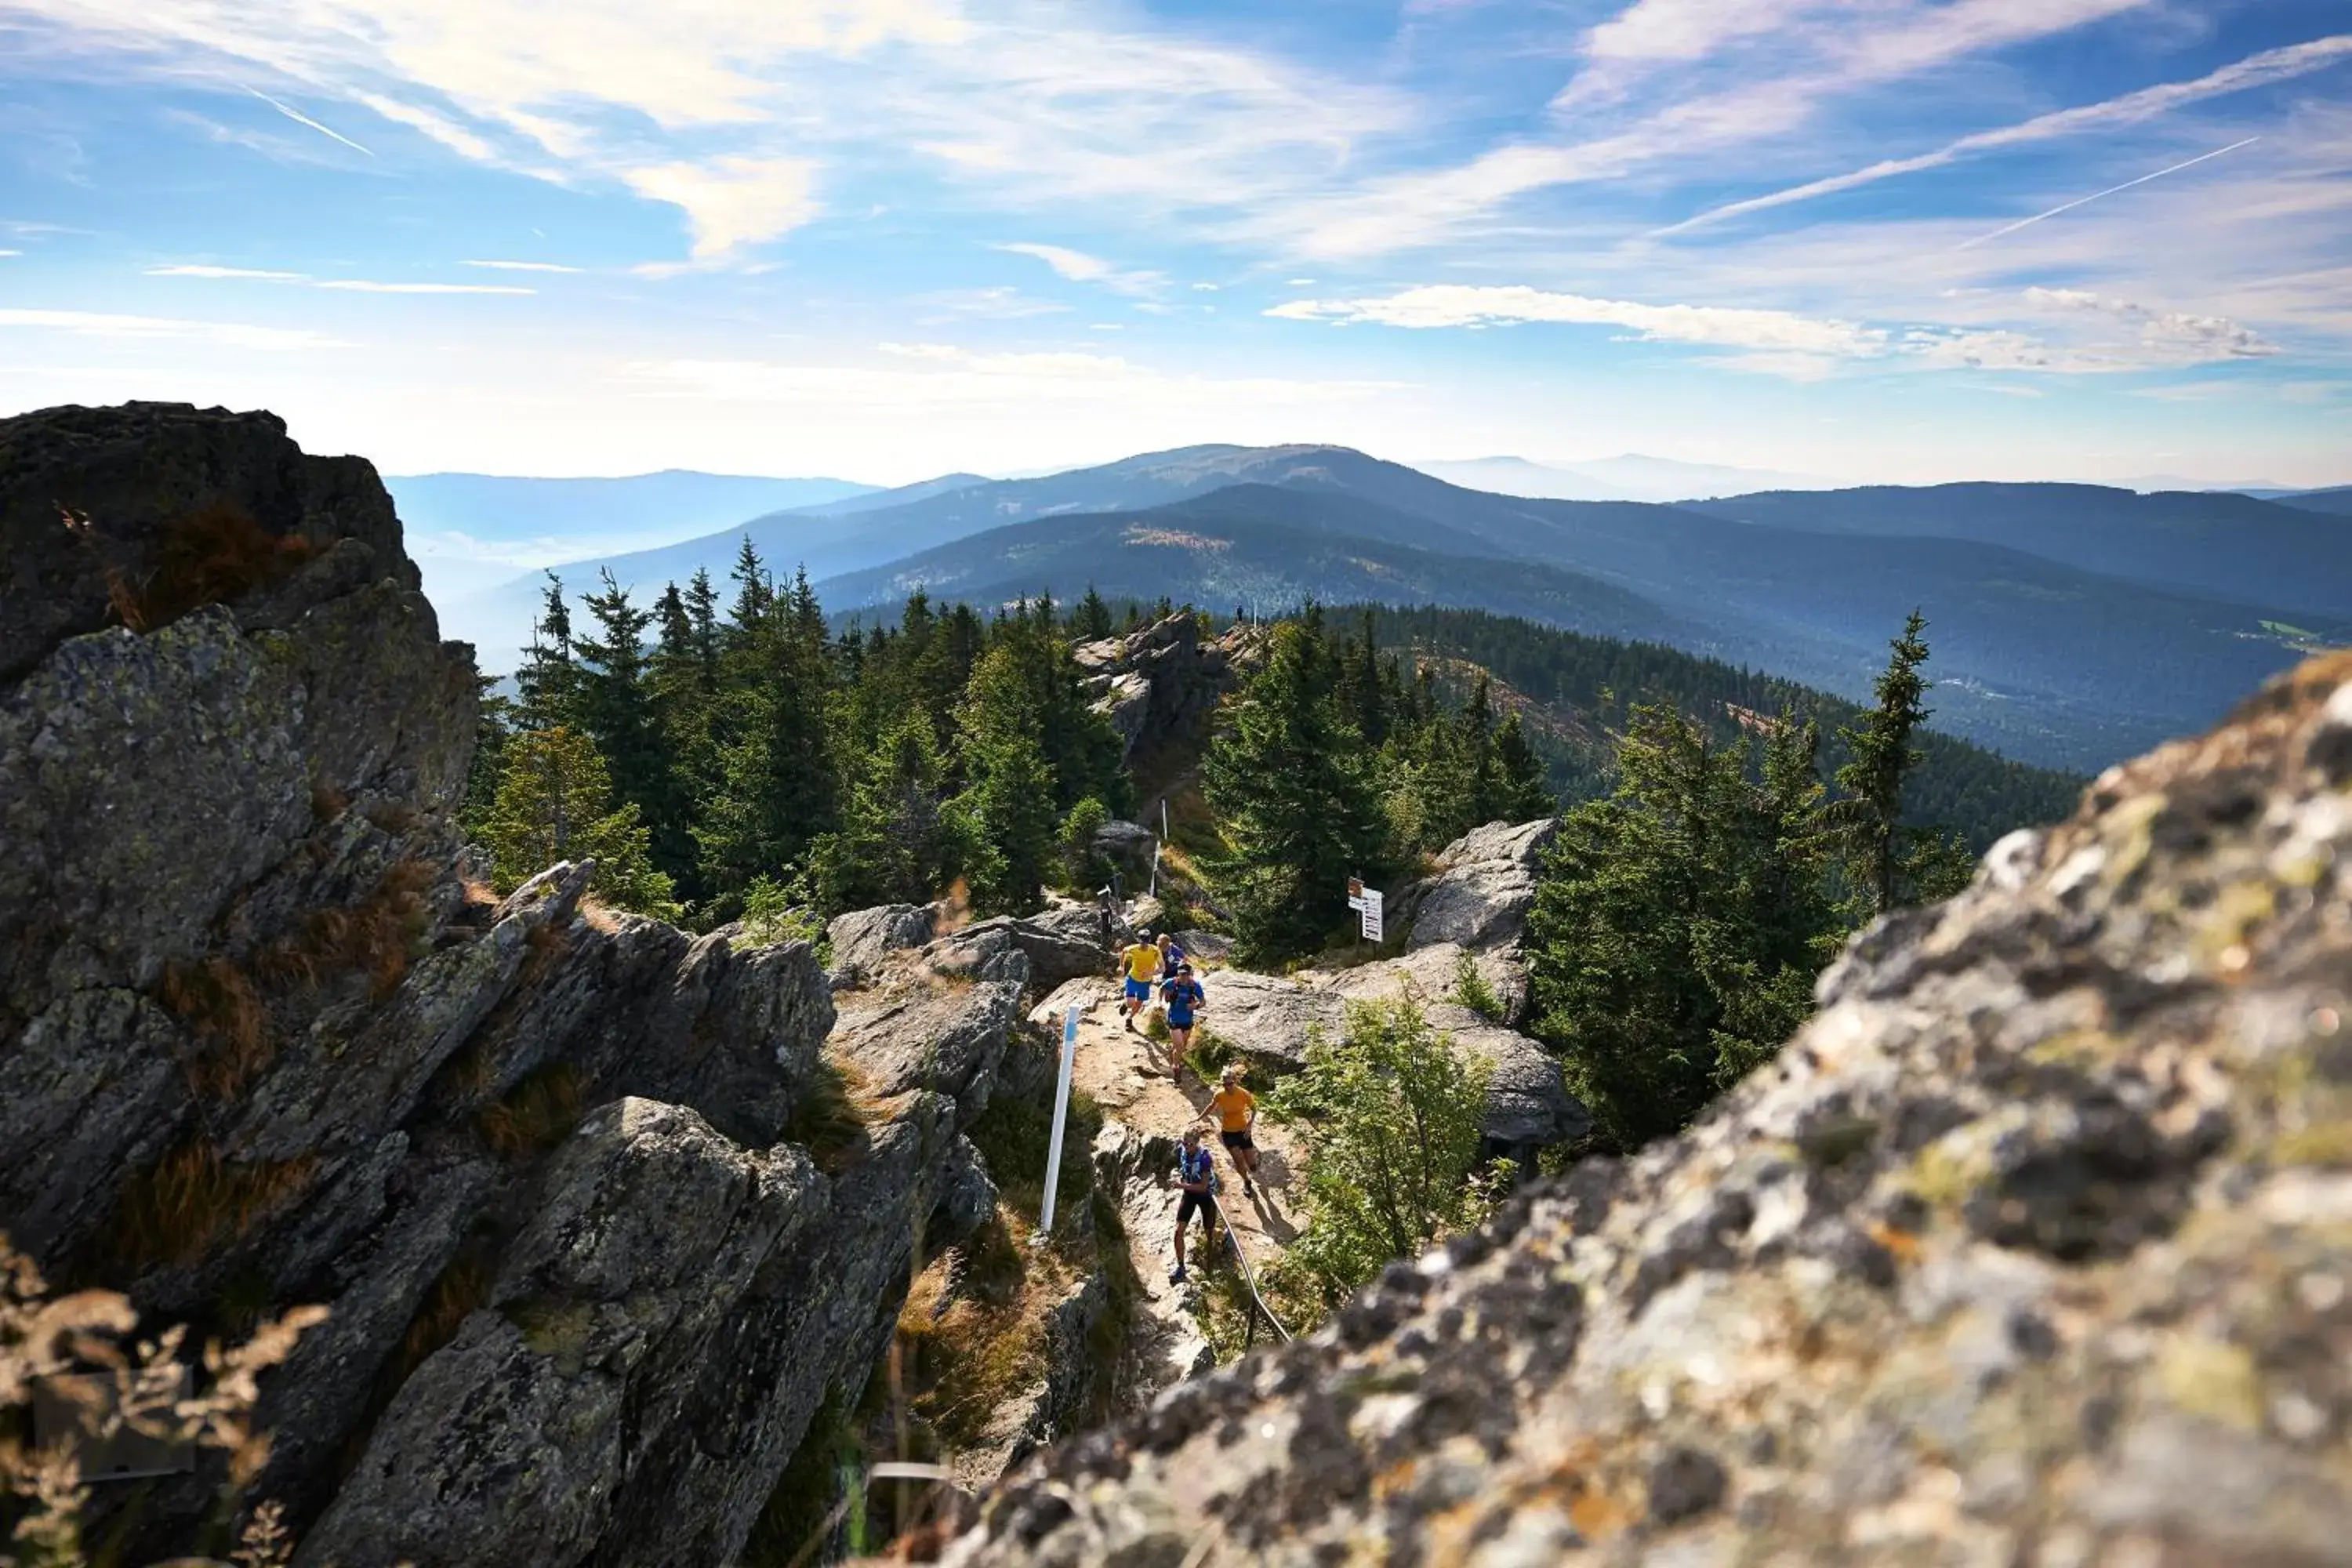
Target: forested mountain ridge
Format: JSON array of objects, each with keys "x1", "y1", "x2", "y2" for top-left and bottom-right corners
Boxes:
[
  {"x1": 1351, "y1": 604, "x2": 2082, "y2": 851},
  {"x1": 436, "y1": 442, "x2": 2341, "y2": 779},
  {"x1": 802, "y1": 475, "x2": 2338, "y2": 771},
  {"x1": 1686, "y1": 481, "x2": 2352, "y2": 622}
]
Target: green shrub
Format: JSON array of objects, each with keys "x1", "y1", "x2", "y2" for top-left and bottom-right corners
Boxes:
[
  {"x1": 1264, "y1": 1000, "x2": 1504, "y2": 1318},
  {"x1": 1448, "y1": 953, "x2": 1504, "y2": 1022}
]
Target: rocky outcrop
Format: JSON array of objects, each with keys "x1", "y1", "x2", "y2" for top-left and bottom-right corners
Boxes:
[
  {"x1": 1379, "y1": 815, "x2": 1559, "y2": 1026},
  {"x1": 942, "y1": 652, "x2": 2352, "y2": 1567},
  {"x1": 1074, "y1": 613, "x2": 1266, "y2": 764},
  {"x1": 826, "y1": 902, "x2": 936, "y2": 984},
  {"x1": 1192, "y1": 964, "x2": 1584, "y2": 1161},
  {"x1": 0, "y1": 405, "x2": 1018, "y2": 1566}
]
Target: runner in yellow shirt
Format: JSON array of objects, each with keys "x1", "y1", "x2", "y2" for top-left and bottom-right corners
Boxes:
[
  {"x1": 1209, "y1": 1062, "x2": 1261, "y2": 1198},
  {"x1": 1117, "y1": 931, "x2": 1163, "y2": 1033}
]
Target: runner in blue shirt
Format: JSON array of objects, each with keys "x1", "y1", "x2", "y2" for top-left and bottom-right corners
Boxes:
[
  {"x1": 1158, "y1": 963, "x2": 1206, "y2": 1076},
  {"x1": 1169, "y1": 1125, "x2": 1221, "y2": 1284}
]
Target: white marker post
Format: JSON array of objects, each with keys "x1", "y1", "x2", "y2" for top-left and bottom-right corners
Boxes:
[{"x1": 1036, "y1": 1004, "x2": 1082, "y2": 1238}]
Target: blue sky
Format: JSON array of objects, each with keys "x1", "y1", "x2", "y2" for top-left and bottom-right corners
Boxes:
[{"x1": 2, "y1": 0, "x2": 2347, "y2": 490}]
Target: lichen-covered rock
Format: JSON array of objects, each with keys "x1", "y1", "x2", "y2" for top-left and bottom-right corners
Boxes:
[
  {"x1": 828, "y1": 902, "x2": 936, "y2": 985},
  {"x1": 0, "y1": 406, "x2": 1012, "y2": 1566},
  {"x1": 0, "y1": 401, "x2": 412, "y2": 683},
  {"x1": 1075, "y1": 613, "x2": 1265, "y2": 764},
  {"x1": 941, "y1": 653, "x2": 2352, "y2": 1568},
  {"x1": 1397, "y1": 816, "x2": 1559, "y2": 953}
]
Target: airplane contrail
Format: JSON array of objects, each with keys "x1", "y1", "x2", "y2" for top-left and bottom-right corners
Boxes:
[
  {"x1": 1950, "y1": 136, "x2": 2259, "y2": 252},
  {"x1": 244, "y1": 85, "x2": 375, "y2": 157}
]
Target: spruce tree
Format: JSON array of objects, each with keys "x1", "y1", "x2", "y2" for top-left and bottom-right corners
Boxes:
[
  {"x1": 1832, "y1": 611, "x2": 1973, "y2": 918},
  {"x1": 1203, "y1": 622, "x2": 1383, "y2": 965},
  {"x1": 1490, "y1": 712, "x2": 1554, "y2": 820},
  {"x1": 1073, "y1": 585, "x2": 1114, "y2": 641},
  {"x1": 807, "y1": 709, "x2": 971, "y2": 913},
  {"x1": 514, "y1": 572, "x2": 579, "y2": 731},
  {"x1": 696, "y1": 576, "x2": 840, "y2": 915},
  {"x1": 481, "y1": 726, "x2": 680, "y2": 919},
  {"x1": 684, "y1": 568, "x2": 723, "y2": 691},
  {"x1": 574, "y1": 570, "x2": 689, "y2": 886},
  {"x1": 952, "y1": 643, "x2": 1059, "y2": 916},
  {"x1": 1526, "y1": 705, "x2": 1835, "y2": 1149}
]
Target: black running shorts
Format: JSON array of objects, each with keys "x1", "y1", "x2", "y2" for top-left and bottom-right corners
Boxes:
[{"x1": 1219, "y1": 1129, "x2": 1254, "y2": 1152}]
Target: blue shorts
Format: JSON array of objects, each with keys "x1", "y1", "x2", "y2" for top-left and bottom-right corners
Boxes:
[
  {"x1": 1167, "y1": 1012, "x2": 1196, "y2": 1030},
  {"x1": 1124, "y1": 978, "x2": 1152, "y2": 1002}
]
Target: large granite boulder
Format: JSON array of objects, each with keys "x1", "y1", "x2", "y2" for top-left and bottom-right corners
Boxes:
[
  {"x1": 1075, "y1": 614, "x2": 1265, "y2": 764},
  {"x1": 942, "y1": 652, "x2": 2352, "y2": 1567},
  {"x1": 1196, "y1": 967, "x2": 1581, "y2": 1159},
  {"x1": 1396, "y1": 816, "x2": 1559, "y2": 953},
  {"x1": 826, "y1": 902, "x2": 935, "y2": 985},
  {"x1": 0, "y1": 405, "x2": 1014, "y2": 1566}
]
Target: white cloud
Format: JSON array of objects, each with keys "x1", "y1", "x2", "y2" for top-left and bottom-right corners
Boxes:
[
  {"x1": 314, "y1": 279, "x2": 535, "y2": 294},
  {"x1": 350, "y1": 93, "x2": 500, "y2": 162},
  {"x1": 1666, "y1": 34, "x2": 2352, "y2": 233},
  {"x1": 624, "y1": 345, "x2": 1402, "y2": 409},
  {"x1": 2022, "y1": 286, "x2": 2278, "y2": 360},
  {"x1": 1269, "y1": 281, "x2": 2282, "y2": 377},
  {"x1": 1269, "y1": 284, "x2": 1887, "y2": 358},
  {"x1": 245, "y1": 85, "x2": 373, "y2": 154},
  {"x1": 912, "y1": 285, "x2": 1070, "y2": 321},
  {"x1": 148, "y1": 264, "x2": 533, "y2": 295},
  {"x1": 0, "y1": 308, "x2": 349, "y2": 350},
  {"x1": 146, "y1": 263, "x2": 308, "y2": 279},
  {"x1": 9, "y1": 0, "x2": 1394, "y2": 263},
  {"x1": 996, "y1": 241, "x2": 1167, "y2": 298},
  {"x1": 1255, "y1": 0, "x2": 2178, "y2": 258},
  {"x1": 463, "y1": 260, "x2": 581, "y2": 273},
  {"x1": 0, "y1": 250, "x2": 20, "y2": 258},
  {"x1": 622, "y1": 156, "x2": 820, "y2": 258}
]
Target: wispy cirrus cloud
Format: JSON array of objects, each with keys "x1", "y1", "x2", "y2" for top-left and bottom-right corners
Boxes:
[
  {"x1": 5, "y1": 0, "x2": 1396, "y2": 266},
  {"x1": 995, "y1": 242, "x2": 1166, "y2": 299},
  {"x1": 144, "y1": 263, "x2": 532, "y2": 294},
  {"x1": 0, "y1": 307, "x2": 348, "y2": 350},
  {"x1": 1664, "y1": 35, "x2": 2352, "y2": 234},
  {"x1": 463, "y1": 259, "x2": 581, "y2": 274},
  {"x1": 622, "y1": 342, "x2": 1403, "y2": 409},
  {"x1": 1269, "y1": 281, "x2": 2280, "y2": 378}
]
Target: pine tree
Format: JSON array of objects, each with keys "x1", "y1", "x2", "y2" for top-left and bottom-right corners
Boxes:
[
  {"x1": 727, "y1": 535, "x2": 773, "y2": 641},
  {"x1": 481, "y1": 726, "x2": 680, "y2": 920},
  {"x1": 806, "y1": 708, "x2": 973, "y2": 913},
  {"x1": 1526, "y1": 704, "x2": 1837, "y2": 1149},
  {"x1": 514, "y1": 572, "x2": 579, "y2": 731},
  {"x1": 952, "y1": 643, "x2": 1059, "y2": 916},
  {"x1": 683, "y1": 568, "x2": 723, "y2": 691},
  {"x1": 1832, "y1": 611, "x2": 1973, "y2": 918},
  {"x1": 459, "y1": 673, "x2": 514, "y2": 838},
  {"x1": 1490, "y1": 712, "x2": 1554, "y2": 820},
  {"x1": 696, "y1": 576, "x2": 839, "y2": 915},
  {"x1": 574, "y1": 570, "x2": 688, "y2": 884},
  {"x1": 1073, "y1": 585, "x2": 1113, "y2": 641},
  {"x1": 1203, "y1": 622, "x2": 1383, "y2": 965}
]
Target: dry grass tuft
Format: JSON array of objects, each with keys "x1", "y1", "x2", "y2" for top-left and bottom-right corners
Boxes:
[
  {"x1": 397, "y1": 1246, "x2": 496, "y2": 1383},
  {"x1": 111, "y1": 1142, "x2": 318, "y2": 1272},
  {"x1": 786, "y1": 1058, "x2": 877, "y2": 1174},
  {"x1": 250, "y1": 856, "x2": 436, "y2": 1002},
  {"x1": 2, "y1": 1232, "x2": 325, "y2": 1563},
  {"x1": 475, "y1": 1064, "x2": 584, "y2": 1161},
  {"x1": 577, "y1": 896, "x2": 626, "y2": 935},
  {"x1": 65, "y1": 500, "x2": 316, "y2": 635},
  {"x1": 160, "y1": 958, "x2": 271, "y2": 1100}
]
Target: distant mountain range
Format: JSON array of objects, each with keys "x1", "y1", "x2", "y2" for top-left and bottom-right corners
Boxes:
[
  {"x1": 1414, "y1": 454, "x2": 1835, "y2": 503},
  {"x1": 423, "y1": 444, "x2": 2351, "y2": 774},
  {"x1": 387, "y1": 469, "x2": 877, "y2": 599}
]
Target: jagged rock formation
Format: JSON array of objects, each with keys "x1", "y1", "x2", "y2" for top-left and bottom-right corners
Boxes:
[
  {"x1": 0, "y1": 404, "x2": 1021, "y2": 1566},
  {"x1": 941, "y1": 653, "x2": 2352, "y2": 1566},
  {"x1": 1075, "y1": 612, "x2": 1265, "y2": 764}
]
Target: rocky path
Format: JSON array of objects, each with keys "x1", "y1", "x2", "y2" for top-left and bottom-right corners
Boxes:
[{"x1": 1046, "y1": 982, "x2": 1305, "y2": 1377}]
